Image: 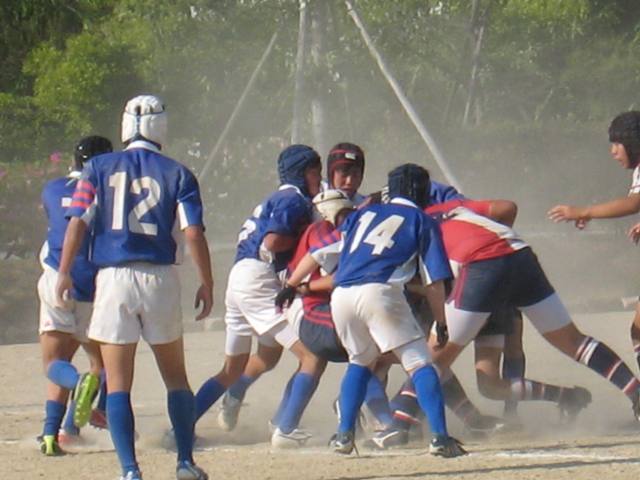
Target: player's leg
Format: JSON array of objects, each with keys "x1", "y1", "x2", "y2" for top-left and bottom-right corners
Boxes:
[
  {"x1": 218, "y1": 340, "x2": 283, "y2": 431},
  {"x1": 631, "y1": 302, "x2": 640, "y2": 371},
  {"x1": 37, "y1": 266, "x2": 84, "y2": 455},
  {"x1": 474, "y1": 336, "x2": 585, "y2": 420},
  {"x1": 501, "y1": 309, "x2": 525, "y2": 419},
  {"x1": 71, "y1": 302, "x2": 103, "y2": 429},
  {"x1": 366, "y1": 283, "x2": 465, "y2": 457},
  {"x1": 524, "y1": 293, "x2": 640, "y2": 420},
  {"x1": 328, "y1": 286, "x2": 381, "y2": 453},
  {"x1": 151, "y1": 338, "x2": 206, "y2": 479},
  {"x1": 101, "y1": 342, "x2": 140, "y2": 478},
  {"x1": 39, "y1": 330, "x2": 79, "y2": 455},
  {"x1": 195, "y1": 276, "x2": 252, "y2": 423},
  {"x1": 270, "y1": 324, "x2": 323, "y2": 446}
]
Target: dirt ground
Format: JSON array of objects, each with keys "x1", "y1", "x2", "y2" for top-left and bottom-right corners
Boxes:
[{"x1": 1, "y1": 311, "x2": 640, "y2": 480}]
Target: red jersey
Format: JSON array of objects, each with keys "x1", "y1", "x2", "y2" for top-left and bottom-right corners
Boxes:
[
  {"x1": 425, "y1": 199, "x2": 528, "y2": 273},
  {"x1": 288, "y1": 220, "x2": 336, "y2": 327}
]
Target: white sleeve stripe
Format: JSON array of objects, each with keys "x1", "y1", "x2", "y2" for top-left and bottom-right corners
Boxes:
[{"x1": 177, "y1": 202, "x2": 189, "y2": 230}]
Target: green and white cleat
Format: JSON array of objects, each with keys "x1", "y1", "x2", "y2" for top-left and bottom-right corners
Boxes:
[
  {"x1": 73, "y1": 372, "x2": 100, "y2": 428},
  {"x1": 38, "y1": 434, "x2": 63, "y2": 456}
]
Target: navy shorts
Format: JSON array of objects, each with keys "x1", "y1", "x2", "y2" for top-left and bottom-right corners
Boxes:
[
  {"x1": 405, "y1": 284, "x2": 515, "y2": 337},
  {"x1": 450, "y1": 247, "x2": 554, "y2": 313},
  {"x1": 299, "y1": 304, "x2": 349, "y2": 363}
]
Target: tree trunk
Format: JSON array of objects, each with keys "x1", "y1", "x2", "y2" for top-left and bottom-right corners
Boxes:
[{"x1": 291, "y1": 0, "x2": 308, "y2": 144}]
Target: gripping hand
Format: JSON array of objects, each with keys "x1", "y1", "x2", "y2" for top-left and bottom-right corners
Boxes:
[{"x1": 275, "y1": 284, "x2": 297, "y2": 311}]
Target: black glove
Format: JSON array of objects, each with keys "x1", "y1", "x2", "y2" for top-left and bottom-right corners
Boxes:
[
  {"x1": 435, "y1": 321, "x2": 449, "y2": 347},
  {"x1": 275, "y1": 284, "x2": 297, "y2": 311}
]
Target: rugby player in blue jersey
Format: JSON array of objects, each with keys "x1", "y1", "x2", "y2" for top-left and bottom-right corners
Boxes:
[
  {"x1": 304, "y1": 163, "x2": 466, "y2": 457},
  {"x1": 38, "y1": 136, "x2": 112, "y2": 455},
  {"x1": 193, "y1": 144, "x2": 325, "y2": 448},
  {"x1": 56, "y1": 95, "x2": 213, "y2": 480}
]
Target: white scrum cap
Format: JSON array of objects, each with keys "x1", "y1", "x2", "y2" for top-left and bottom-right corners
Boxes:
[
  {"x1": 312, "y1": 189, "x2": 354, "y2": 226},
  {"x1": 121, "y1": 94, "x2": 167, "y2": 146}
]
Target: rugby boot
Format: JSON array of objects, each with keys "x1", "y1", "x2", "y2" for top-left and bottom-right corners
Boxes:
[
  {"x1": 558, "y1": 386, "x2": 592, "y2": 422},
  {"x1": 176, "y1": 460, "x2": 208, "y2": 480},
  {"x1": 429, "y1": 435, "x2": 467, "y2": 458},
  {"x1": 271, "y1": 427, "x2": 313, "y2": 449},
  {"x1": 38, "y1": 434, "x2": 64, "y2": 456},
  {"x1": 463, "y1": 413, "x2": 507, "y2": 438},
  {"x1": 631, "y1": 389, "x2": 640, "y2": 422},
  {"x1": 217, "y1": 393, "x2": 242, "y2": 432},
  {"x1": 329, "y1": 430, "x2": 357, "y2": 455},
  {"x1": 73, "y1": 372, "x2": 100, "y2": 428},
  {"x1": 89, "y1": 408, "x2": 108, "y2": 430}
]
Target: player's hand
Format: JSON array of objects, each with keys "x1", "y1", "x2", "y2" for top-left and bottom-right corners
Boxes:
[
  {"x1": 55, "y1": 272, "x2": 73, "y2": 310},
  {"x1": 194, "y1": 284, "x2": 213, "y2": 321},
  {"x1": 628, "y1": 223, "x2": 640, "y2": 244},
  {"x1": 275, "y1": 284, "x2": 297, "y2": 311},
  {"x1": 435, "y1": 321, "x2": 449, "y2": 348},
  {"x1": 547, "y1": 205, "x2": 589, "y2": 229}
]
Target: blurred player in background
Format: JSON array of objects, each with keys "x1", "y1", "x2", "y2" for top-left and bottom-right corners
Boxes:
[
  {"x1": 549, "y1": 111, "x2": 640, "y2": 372},
  {"x1": 37, "y1": 135, "x2": 112, "y2": 455},
  {"x1": 57, "y1": 95, "x2": 213, "y2": 480}
]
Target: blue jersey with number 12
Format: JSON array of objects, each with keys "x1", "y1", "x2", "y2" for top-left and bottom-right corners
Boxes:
[
  {"x1": 66, "y1": 142, "x2": 204, "y2": 267},
  {"x1": 333, "y1": 198, "x2": 452, "y2": 288}
]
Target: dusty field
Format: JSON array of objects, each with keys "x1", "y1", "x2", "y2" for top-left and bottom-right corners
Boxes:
[{"x1": 1, "y1": 311, "x2": 640, "y2": 480}]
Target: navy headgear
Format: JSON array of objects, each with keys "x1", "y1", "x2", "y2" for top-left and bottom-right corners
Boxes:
[
  {"x1": 277, "y1": 144, "x2": 321, "y2": 196},
  {"x1": 387, "y1": 163, "x2": 431, "y2": 209}
]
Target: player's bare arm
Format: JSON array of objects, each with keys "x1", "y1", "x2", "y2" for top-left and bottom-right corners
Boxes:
[
  {"x1": 184, "y1": 225, "x2": 214, "y2": 320},
  {"x1": 548, "y1": 193, "x2": 640, "y2": 225},
  {"x1": 55, "y1": 217, "x2": 87, "y2": 307},
  {"x1": 487, "y1": 199, "x2": 518, "y2": 226},
  {"x1": 286, "y1": 251, "x2": 320, "y2": 287}
]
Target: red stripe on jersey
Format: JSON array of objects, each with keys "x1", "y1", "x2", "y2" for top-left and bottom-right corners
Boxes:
[
  {"x1": 73, "y1": 191, "x2": 93, "y2": 201},
  {"x1": 77, "y1": 180, "x2": 96, "y2": 194}
]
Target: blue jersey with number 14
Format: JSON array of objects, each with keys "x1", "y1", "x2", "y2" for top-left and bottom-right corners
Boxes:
[
  {"x1": 66, "y1": 143, "x2": 204, "y2": 267},
  {"x1": 333, "y1": 198, "x2": 452, "y2": 288}
]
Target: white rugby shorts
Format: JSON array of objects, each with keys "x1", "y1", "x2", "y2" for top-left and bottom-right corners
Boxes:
[
  {"x1": 89, "y1": 263, "x2": 182, "y2": 345},
  {"x1": 331, "y1": 284, "x2": 426, "y2": 366},
  {"x1": 38, "y1": 265, "x2": 92, "y2": 342},
  {"x1": 223, "y1": 258, "x2": 298, "y2": 355}
]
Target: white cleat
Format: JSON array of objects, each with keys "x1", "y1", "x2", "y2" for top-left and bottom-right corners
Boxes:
[{"x1": 271, "y1": 427, "x2": 312, "y2": 449}]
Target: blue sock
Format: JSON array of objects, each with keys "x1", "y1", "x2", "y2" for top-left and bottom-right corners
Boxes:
[
  {"x1": 363, "y1": 375, "x2": 393, "y2": 427},
  {"x1": 168, "y1": 390, "x2": 195, "y2": 463},
  {"x1": 43, "y1": 400, "x2": 66, "y2": 437},
  {"x1": 107, "y1": 392, "x2": 138, "y2": 475},
  {"x1": 47, "y1": 360, "x2": 79, "y2": 390},
  {"x1": 97, "y1": 370, "x2": 107, "y2": 412},
  {"x1": 271, "y1": 373, "x2": 295, "y2": 427},
  {"x1": 412, "y1": 365, "x2": 447, "y2": 436},
  {"x1": 194, "y1": 377, "x2": 226, "y2": 421},
  {"x1": 278, "y1": 372, "x2": 316, "y2": 433},
  {"x1": 227, "y1": 374, "x2": 255, "y2": 402},
  {"x1": 62, "y1": 401, "x2": 80, "y2": 435},
  {"x1": 338, "y1": 364, "x2": 371, "y2": 433}
]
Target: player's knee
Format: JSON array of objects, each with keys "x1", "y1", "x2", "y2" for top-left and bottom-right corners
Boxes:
[{"x1": 476, "y1": 372, "x2": 503, "y2": 400}]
